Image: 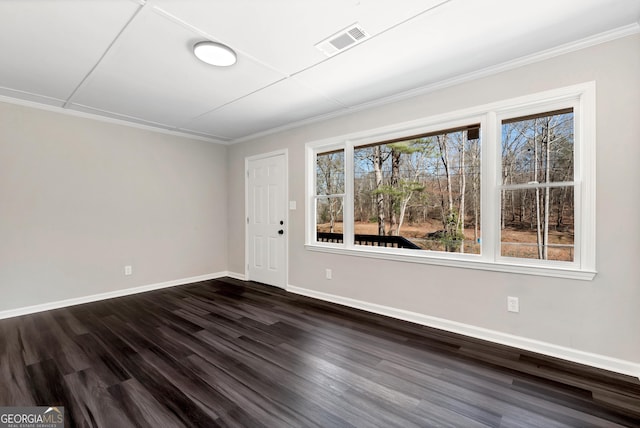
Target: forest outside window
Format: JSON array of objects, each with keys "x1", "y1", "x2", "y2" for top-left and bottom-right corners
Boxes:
[
  {"x1": 351, "y1": 125, "x2": 481, "y2": 254},
  {"x1": 500, "y1": 109, "x2": 575, "y2": 262},
  {"x1": 306, "y1": 83, "x2": 596, "y2": 279},
  {"x1": 315, "y1": 149, "x2": 345, "y2": 245}
]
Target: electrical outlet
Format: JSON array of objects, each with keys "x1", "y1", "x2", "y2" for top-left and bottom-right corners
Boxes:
[
  {"x1": 325, "y1": 268, "x2": 332, "y2": 280},
  {"x1": 507, "y1": 296, "x2": 519, "y2": 313},
  {"x1": 124, "y1": 265, "x2": 133, "y2": 276}
]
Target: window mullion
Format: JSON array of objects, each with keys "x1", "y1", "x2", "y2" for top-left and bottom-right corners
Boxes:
[
  {"x1": 500, "y1": 181, "x2": 576, "y2": 191},
  {"x1": 481, "y1": 112, "x2": 498, "y2": 263},
  {"x1": 343, "y1": 141, "x2": 354, "y2": 248}
]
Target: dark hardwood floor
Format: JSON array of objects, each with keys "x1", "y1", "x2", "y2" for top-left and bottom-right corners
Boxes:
[{"x1": 0, "y1": 277, "x2": 638, "y2": 427}]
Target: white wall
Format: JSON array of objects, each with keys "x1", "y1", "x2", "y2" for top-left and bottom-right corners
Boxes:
[
  {"x1": 0, "y1": 102, "x2": 228, "y2": 312},
  {"x1": 227, "y1": 34, "x2": 640, "y2": 368}
]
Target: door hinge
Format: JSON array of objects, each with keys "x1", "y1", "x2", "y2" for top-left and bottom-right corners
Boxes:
[{"x1": 246, "y1": 217, "x2": 249, "y2": 224}]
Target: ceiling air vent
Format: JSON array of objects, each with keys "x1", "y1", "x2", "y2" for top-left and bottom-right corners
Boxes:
[{"x1": 315, "y1": 23, "x2": 369, "y2": 57}]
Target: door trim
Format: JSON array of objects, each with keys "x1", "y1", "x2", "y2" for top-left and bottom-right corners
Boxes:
[{"x1": 244, "y1": 149, "x2": 289, "y2": 289}]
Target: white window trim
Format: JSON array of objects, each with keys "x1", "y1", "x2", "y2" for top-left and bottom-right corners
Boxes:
[{"x1": 305, "y1": 82, "x2": 596, "y2": 280}]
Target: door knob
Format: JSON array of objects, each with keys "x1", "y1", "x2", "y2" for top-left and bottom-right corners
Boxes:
[
  {"x1": 280, "y1": 220, "x2": 284, "y2": 225},
  {"x1": 278, "y1": 229, "x2": 284, "y2": 235}
]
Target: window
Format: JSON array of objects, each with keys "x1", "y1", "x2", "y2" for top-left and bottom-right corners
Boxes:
[
  {"x1": 500, "y1": 109, "x2": 575, "y2": 262},
  {"x1": 315, "y1": 149, "x2": 345, "y2": 243},
  {"x1": 351, "y1": 125, "x2": 481, "y2": 254},
  {"x1": 306, "y1": 83, "x2": 596, "y2": 279}
]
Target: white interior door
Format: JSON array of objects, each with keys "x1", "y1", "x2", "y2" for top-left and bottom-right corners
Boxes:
[{"x1": 246, "y1": 152, "x2": 287, "y2": 288}]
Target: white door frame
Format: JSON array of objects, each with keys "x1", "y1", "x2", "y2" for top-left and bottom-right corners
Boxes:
[{"x1": 244, "y1": 149, "x2": 289, "y2": 289}]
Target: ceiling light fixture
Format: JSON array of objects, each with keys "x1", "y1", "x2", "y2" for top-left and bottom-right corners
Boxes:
[{"x1": 193, "y1": 41, "x2": 237, "y2": 67}]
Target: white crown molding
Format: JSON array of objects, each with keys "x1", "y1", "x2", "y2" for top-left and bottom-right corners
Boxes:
[
  {"x1": 0, "y1": 94, "x2": 228, "y2": 145},
  {"x1": 0, "y1": 272, "x2": 229, "y2": 320},
  {"x1": 287, "y1": 284, "x2": 640, "y2": 379},
  {"x1": 350, "y1": 22, "x2": 640, "y2": 111},
  {"x1": 231, "y1": 23, "x2": 640, "y2": 145},
  {"x1": 1, "y1": 23, "x2": 636, "y2": 147}
]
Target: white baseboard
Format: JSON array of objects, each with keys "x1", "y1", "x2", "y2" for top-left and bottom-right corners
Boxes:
[
  {"x1": 4, "y1": 275, "x2": 637, "y2": 379},
  {"x1": 225, "y1": 271, "x2": 246, "y2": 281},
  {"x1": 0, "y1": 272, "x2": 229, "y2": 320},
  {"x1": 287, "y1": 284, "x2": 640, "y2": 379}
]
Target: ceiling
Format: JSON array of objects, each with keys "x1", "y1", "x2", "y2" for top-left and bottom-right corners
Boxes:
[{"x1": 1, "y1": 0, "x2": 638, "y2": 144}]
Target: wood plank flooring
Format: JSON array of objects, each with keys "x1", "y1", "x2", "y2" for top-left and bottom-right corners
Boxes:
[{"x1": 0, "y1": 277, "x2": 638, "y2": 427}]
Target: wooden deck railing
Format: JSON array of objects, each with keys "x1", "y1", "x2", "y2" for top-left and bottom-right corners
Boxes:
[{"x1": 316, "y1": 232, "x2": 421, "y2": 249}]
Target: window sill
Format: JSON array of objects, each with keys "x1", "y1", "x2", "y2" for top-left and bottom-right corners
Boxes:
[{"x1": 305, "y1": 244, "x2": 596, "y2": 281}]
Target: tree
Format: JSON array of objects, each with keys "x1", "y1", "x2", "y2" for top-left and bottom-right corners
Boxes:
[
  {"x1": 372, "y1": 145, "x2": 387, "y2": 235},
  {"x1": 385, "y1": 140, "x2": 427, "y2": 235},
  {"x1": 436, "y1": 134, "x2": 464, "y2": 251},
  {"x1": 469, "y1": 135, "x2": 481, "y2": 243},
  {"x1": 454, "y1": 131, "x2": 468, "y2": 252}
]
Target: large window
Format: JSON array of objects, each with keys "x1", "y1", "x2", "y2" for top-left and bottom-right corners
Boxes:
[
  {"x1": 350, "y1": 125, "x2": 481, "y2": 253},
  {"x1": 306, "y1": 84, "x2": 596, "y2": 279}
]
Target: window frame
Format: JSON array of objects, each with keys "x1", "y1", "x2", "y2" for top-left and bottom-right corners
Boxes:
[
  {"x1": 305, "y1": 83, "x2": 596, "y2": 280},
  {"x1": 495, "y1": 102, "x2": 579, "y2": 269},
  {"x1": 313, "y1": 146, "x2": 346, "y2": 249}
]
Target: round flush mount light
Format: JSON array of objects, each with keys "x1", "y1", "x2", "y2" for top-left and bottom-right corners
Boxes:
[{"x1": 193, "y1": 41, "x2": 237, "y2": 67}]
